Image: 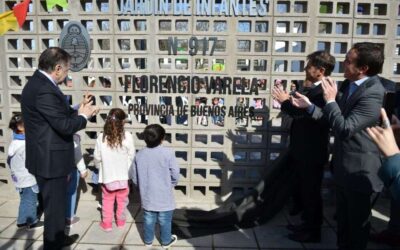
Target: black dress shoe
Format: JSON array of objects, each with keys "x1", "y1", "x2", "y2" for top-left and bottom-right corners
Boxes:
[
  {"x1": 286, "y1": 223, "x2": 307, "y2": 232},
  {"x1": 288, "y1": 231, "x2": 321, "y2": 243},
  {"x1": 62, "y1": 234, "x2": 79, "y2": 247},
  {"x1": 289, "y1": 206, "x2": 303, "y2": 216}
]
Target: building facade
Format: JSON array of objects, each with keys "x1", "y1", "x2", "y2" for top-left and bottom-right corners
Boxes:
[{"x1": 0, "y1": 0, "x2": 399, "y2": 205}]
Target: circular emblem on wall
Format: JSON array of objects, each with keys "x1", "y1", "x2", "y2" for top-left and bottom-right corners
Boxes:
[{"x1": 59, "y1": 21, "x2": 91, "y2": 72}]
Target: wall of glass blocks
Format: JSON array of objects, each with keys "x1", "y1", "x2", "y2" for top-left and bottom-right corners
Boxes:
[{"x1": 0, "y1": 0, "x2": 399, "y2": 204}]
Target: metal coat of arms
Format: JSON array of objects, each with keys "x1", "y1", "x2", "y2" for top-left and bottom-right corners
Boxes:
[{"x1": 59, "y1": 21, "x2": 91, "y2": 72}]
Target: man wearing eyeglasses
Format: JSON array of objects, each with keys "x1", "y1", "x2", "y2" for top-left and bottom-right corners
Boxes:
[{"x1": 21, "y1": 47, "x2": 99, "y2": 250}]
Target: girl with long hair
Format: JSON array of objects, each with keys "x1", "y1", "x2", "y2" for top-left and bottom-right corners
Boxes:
[{"x1": 94, "y1": 108, "x2": 135, "y2": 232}]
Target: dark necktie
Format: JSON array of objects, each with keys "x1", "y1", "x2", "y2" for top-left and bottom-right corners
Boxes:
[{"x1": 347, "y1": 82, "x2": 358, "y2": 100}]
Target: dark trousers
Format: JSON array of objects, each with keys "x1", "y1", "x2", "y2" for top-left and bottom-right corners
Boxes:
[
  {"x1": 336, "y1": 186, "x2": 378, "y2": 250},
  {"x1": 388, "y1": 196, "x2": 400, "y2": 232},
  {"x1": 36, "y1": 175, "x2": 68, "y2": 250},
  {"x1": 297, "y1": 161, "x2": 323, "y2": 230}
]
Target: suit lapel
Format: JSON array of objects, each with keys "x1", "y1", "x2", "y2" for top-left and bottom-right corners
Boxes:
[{"x1": 342, "y1": 76, "x2": 377, "y2": 115}]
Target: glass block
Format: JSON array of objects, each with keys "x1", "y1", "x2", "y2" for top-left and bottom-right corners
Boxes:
[
  {"x1": 274, "y1": 60, "x2": 288, "y2": 72},
  {"x1": 334, "y1": 42, "x2": 347, "y2": 54},
  {"x1": 319, "y1": 22, "x2": 332, "y2": 34},
  {"x1": 294, "y1": 1, "x2": 307, "y2": 13},
  {"x1": 214, "y1": 40, "x2": 226, "y2": 52},
  {"x1": 175, "y1": 58, "x2": 188, "y2": 70},
  {"x1": 195, "y1": 58, "x2": 209, "y2": 70},
  {"x1": 134, "y1": 58, "x2": 147, "y2": 69},
  {"x1": 373, "y1": 24, "x2": 386, "y2": 35},
  {"x1": 119, "y1": 39, "x2": 131, "y2": 50},
  {"x1": 211, "y1": 135, "x2": 224, "y2": 144},
  {"x1": 320, "y1": 2, "x2": 333, "y2": 13},
  {"x1": 118, "y1": 19, "x2": 130, "y2": 31},
  {"x1": 195, "y1": 134, "x2": 207, "y2": 144},
  {"x1": 357, "y1": 3, "x2": 370, "y2": 15},
  {"x1": 196, "y1": 20, "x2": 209, "y2": 31},
  {"x1": 238, "y1": 21, "x2": 251, "y2": 32},
  {"x1": 337, "y1": 2, "x2": 350, "y2": 14},
  {"x1": 213, "y1": 21, "x2": 227, "y2": 32},
  {"x1": 374, "y1": 4, "x2": 387, "y2": 15},
  {"x1": 277, "y1": 1, "x2": 290, "y2": 13},
  {"x1": 237, "y1": 59, "x2": 250, "y2": 71},
  {"x1": 176, "y1": 20, "x2": 189, "y2": 32},
  {"x1": 293, "y1": 22, "x2": 307, "y2": 33},
  {"x1": 159, "y1": 58, "x2": 172, "y2": 69},
  {"x1": 255, "y1": 40, "x2": 268, "y2": 52},
  {"x1": 253, "y1": 59, "x2": 267, "y2": 71},
  {"x1": 159, "y1": 20, "x2": 172, "y2": 31},
  {"x1": 275, "y1": 40, "x2": 289, "y2": 52},
  {"x1": 276, "y1": 21, "x2": 289, "y2": 33},
  {"x1": 292, "y1": 41, "x2": 305, "y2": 52},
  {"x1": 255, "y1": 21, "x2": 268, "y2": 33},
  {"x1": 234, "y1": 151, "x2": 247, "y2": 162},
  {"x1": 356, "y1": 23, "x2": 370, "y2": 35},
  {"x1": 336, "y1": 23, "x2": 349, "y2": 34},
  {"x1": 134, "y1": 39, "x2": 147, "y2": 50},
  {"x1": 317, "y1": 41, "x2": 330, "y2": 51},
  {"x1": 237, "y1": 40, "x2": 251, "y2": 52},
  {"x1": 134, "y1": 20, "x2": 147, "y2": 31}
]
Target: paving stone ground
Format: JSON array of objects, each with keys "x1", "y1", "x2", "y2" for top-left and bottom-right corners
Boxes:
[{"x1": 0, "y1": 184, "x2": 397, "y2": 250}]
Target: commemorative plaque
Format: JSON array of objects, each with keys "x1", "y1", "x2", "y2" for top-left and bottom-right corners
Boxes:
[{"x1": 59, "y1": 21, "x2": 91, "y2": 72}]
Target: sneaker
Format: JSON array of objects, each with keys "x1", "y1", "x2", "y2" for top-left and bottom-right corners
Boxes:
[
  {"x1": 27, "y1": 221, "x2": 44, "y2": 230},
  {"x1": 116, "y1": 220, "x2": 125, "y2": 228},
  {"x1": 162, "y1": 234, "x2": 177, "y2": 249},
  {"x1": 16, "y1": 223, "x2": 27, "y2": 229},
  {"x1": 144, "y1": 242, "x2": 153, "y2": 248},
  {"x1": 65, "y1": 216, "x2": 80, "y2": 227},
  {"x1": 99, "y1": 222, "x2": 112, "y2": 232}
]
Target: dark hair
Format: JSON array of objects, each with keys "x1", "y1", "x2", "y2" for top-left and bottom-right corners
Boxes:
[
  {"x1": 143, "y1": 124, "x2": 165, "y2": 148},
  {"x1": 103, "y1": 108, "x2": 126, "y2": 148},
  {"x1": 9, "y1": 113, "x2": 24, "y2": 133},
  {"x1": 307, "y1": 51, "x2": 336, "y2": 76},
  {"x1": 38, "y1": 47, "x2": 71, "y2": 73},
  {"x1": 352, "y1": 42, "x2": 384, "y2": 76}
]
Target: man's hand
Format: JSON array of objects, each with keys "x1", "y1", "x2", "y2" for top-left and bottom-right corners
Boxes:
[
  {"x1": 78, "y1": 101, "x2": 99, "y2": 120},
  {"x1": 290, "y1": 92, "x2": 312, "y2": 109},
  {"x1": 272, "y1": 85, "x2": 290, "y2": 104},
  {"x1": 321, "y1": 77, "x2": 337, "y2": 103},
  {"x1": 81, "y1": 91, "x2": 93, "y2": 106},
  {"x1": 366, "y1": 108, "x2": 400, "y2": 157}
]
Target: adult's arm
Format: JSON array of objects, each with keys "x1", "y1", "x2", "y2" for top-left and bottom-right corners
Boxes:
[
  {"x1": 324, "y1": 91, "x2": 382, "y2": 140},
  {"x1": 36, "y1": 88, "x2": 87, "y2": 136}
]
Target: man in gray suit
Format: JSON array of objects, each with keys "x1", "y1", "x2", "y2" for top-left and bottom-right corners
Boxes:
[{"x1": 291, "y1": 43, "x2": 386, "y2": 249}]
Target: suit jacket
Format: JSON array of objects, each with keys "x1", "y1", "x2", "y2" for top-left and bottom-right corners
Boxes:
[
  {"x1": 21, "y1": 70, "x2": 87, "y2": 178},
  {"x1": 312, "y1": 75, "x2": 385, "y2": 193},
  {"x1": 281, "y1": 85, "x2": 330, "y2": 165}
]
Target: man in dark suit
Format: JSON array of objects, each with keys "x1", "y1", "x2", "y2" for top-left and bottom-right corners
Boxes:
[
  {"x1": 272, "y1": 51, "x2": 335, "y2": 242},
  {"x1": 292, "y1": 43, "x2": 386, "y2": 249},
  {"x1": 21, "y1": 47, "x2": 98, "y2": 249}
]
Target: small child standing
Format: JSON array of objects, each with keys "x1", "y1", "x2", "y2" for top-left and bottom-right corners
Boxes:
[
  {"x1": 131, "y1": 124, "x2": 180, "y2": 249},
  {"x1": 94, "y1": 108, "x2": 135, "y2": 232},
  {"x1": 7, "y1": 113, "x2": 43, "y2": 229}
]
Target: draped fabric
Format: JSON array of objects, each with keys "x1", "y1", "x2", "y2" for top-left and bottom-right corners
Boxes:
[{"x1": 172, "y1": 150, "x2": 295, "y2": 238}]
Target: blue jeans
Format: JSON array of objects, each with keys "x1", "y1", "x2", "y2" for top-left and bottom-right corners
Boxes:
[
  {"x1": 17, "y1": 187, "x2": 38, "y2": 225},
  {"x1": 143, "y1": 210, "x2": 173, "y2": 245},
  {"x1": 66, "y1": 169, "x2": 79, "y2": 219}
]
